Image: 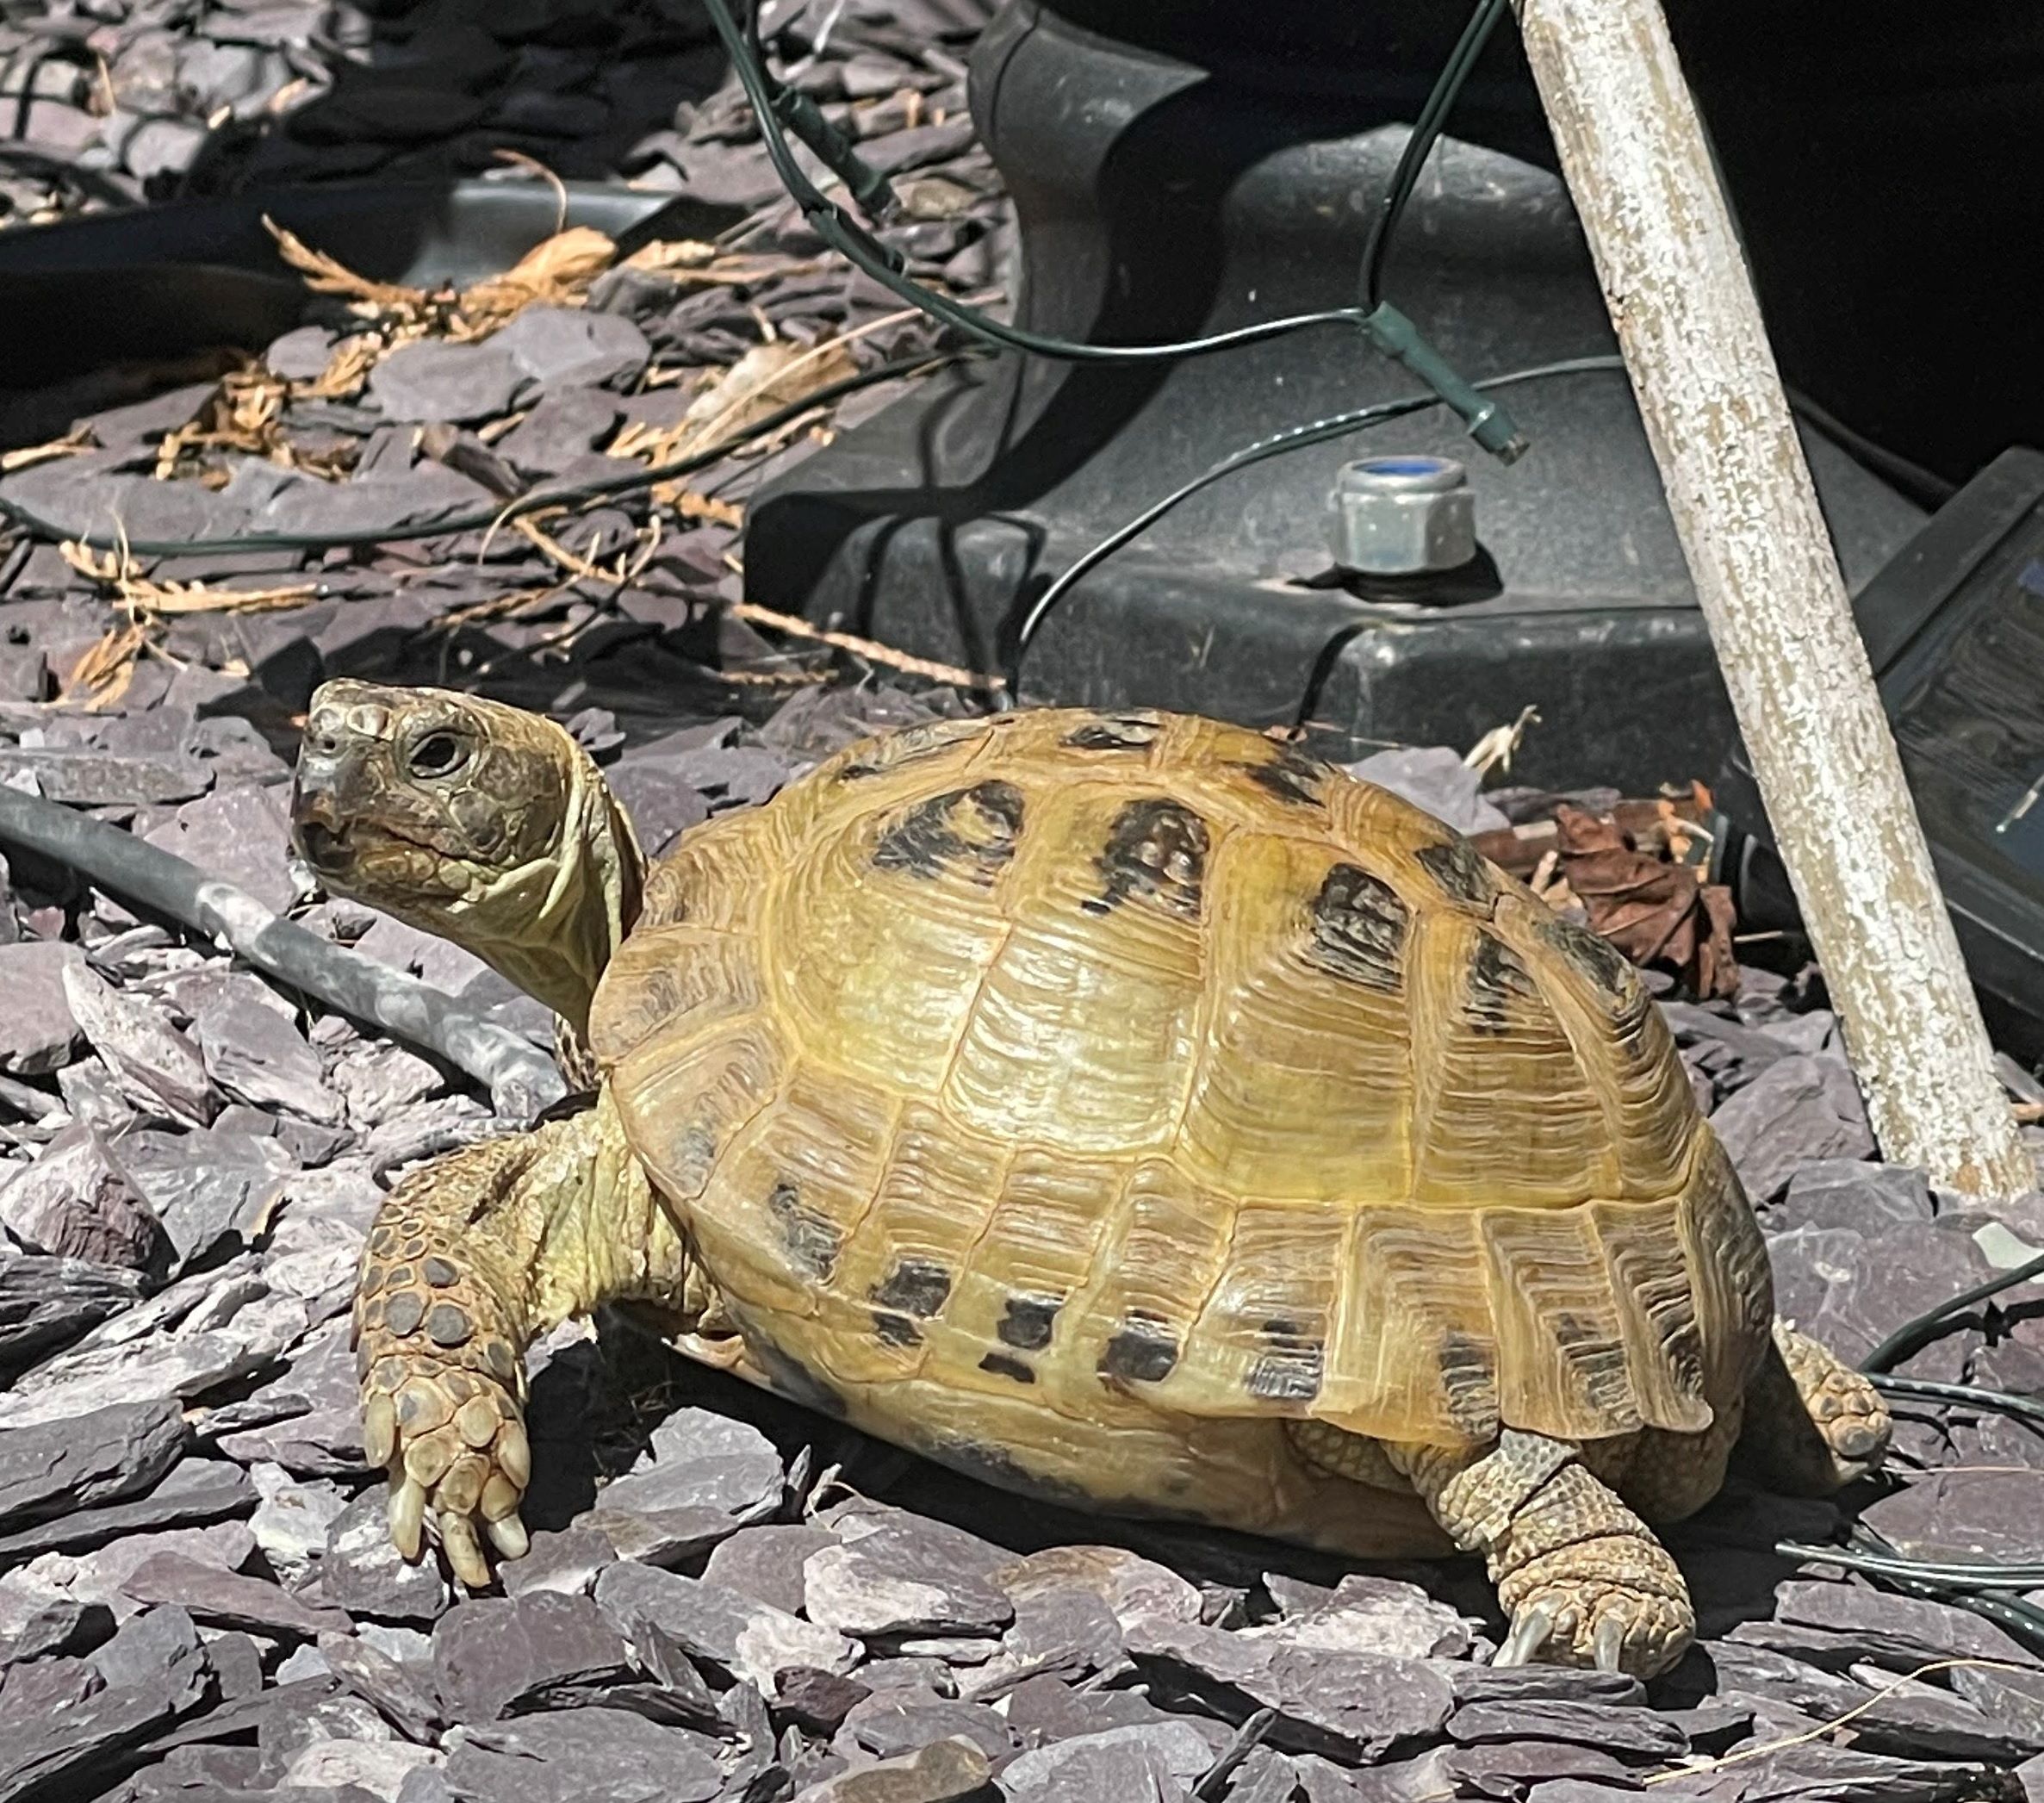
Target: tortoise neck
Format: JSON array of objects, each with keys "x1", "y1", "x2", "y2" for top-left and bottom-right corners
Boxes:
[{"x1": 474, "y1": 750, "x2": 646, "y2": 1039}]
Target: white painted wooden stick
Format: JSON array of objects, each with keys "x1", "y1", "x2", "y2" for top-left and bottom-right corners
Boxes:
[{"x1": 1515, "y1": 0, "x2": 2031, "y2": 1197}]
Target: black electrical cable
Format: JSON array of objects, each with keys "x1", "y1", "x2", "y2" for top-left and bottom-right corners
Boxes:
[
  {"x1": 1859, "y1": 1248, "x2": 2044, "y2": 1375},
  {"x1": 1357, "y1": 0, "x2": 1508, "y2": 314},
  {"x1": 695, "y1": 0, "x2": 1525, "y2": 457},
  {"x1": 0, "y1": 348, "x2": 969, "y2": 558},
  {"x1": 1867, "y1": 1371, "x2": 2044, "y2": 1430},
  {"x1": 699, "y1": 0, "x2": 1367, "y2": 364},
  {"x1": 0, "y1": 785, "x2": 566, "y2": 1122},
  {"x1": 1003, "y1": 353, "x2": 1631, "y2": 699}
]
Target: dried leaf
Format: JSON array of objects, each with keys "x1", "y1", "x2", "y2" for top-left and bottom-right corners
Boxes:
[
  {"x1": 1552, "y1": 803, "x2": 1739, "y2": 999},
  {"x1": 655, "y1": 490, "x2": 744, "y2": 527},
  {"x1": 264, "y1": 216, "x2": 428, "y2": 315},
  {"x1": 454, "y1": 227, "x2": 618, "y2": 338},
  {"x1": 59, "y1": 539, "x2": 320, "y2": 618},
  {"x1": 59, "y1": 620, "x2": 147, "y2": 710}
]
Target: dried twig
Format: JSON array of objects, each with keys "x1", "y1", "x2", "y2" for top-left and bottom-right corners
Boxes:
[
  {"x1": 725, "y1": 598, "x2": 1003, "y2": 693},
  {"x1": 0, "y1": 426, "x2": 94, "y2": 474}
]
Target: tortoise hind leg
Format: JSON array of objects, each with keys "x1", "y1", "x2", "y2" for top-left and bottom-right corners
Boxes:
[
  {"x1": 1734, "y1": 1320, "x2": 1891, "y2": 1496},
  {"x1": 1292, "y1": 1423, "x2": 1693, "y2": 1677}
]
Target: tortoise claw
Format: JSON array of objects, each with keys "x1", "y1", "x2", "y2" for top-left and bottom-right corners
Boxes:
[
  {"x1": 1496, "y1": 1600, "x2": 1558, "y2": 1667},
  {"x1": 1594, "y1": 1612, "x2": 1627, "y2": 1673},
  {"x1": 388, "y1": 1477, "x2": 426, "y2": 1562}
]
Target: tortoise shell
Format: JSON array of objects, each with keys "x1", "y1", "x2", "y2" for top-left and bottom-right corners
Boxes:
[{"x1": 587, "y1": 707, "x2": 1772, "y2": 1504}]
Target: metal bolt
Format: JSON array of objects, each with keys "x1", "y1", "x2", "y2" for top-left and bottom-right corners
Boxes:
[{"x1": 1329, "y1": 455, "x2": 1476, "y2": 576}]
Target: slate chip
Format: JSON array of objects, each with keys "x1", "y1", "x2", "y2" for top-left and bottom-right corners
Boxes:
[
  {"x1": 367, "y1": 340, "x2": 527, "y2": 425},
  {"x1": 318, "y1": 1485, "x2": 453, "y2": 1623},
  {"x1": 432, "y1": 1593, "x2": 633, "y2": 1725},
  {"x1": 805, "y1": 1534, "x2": 1016, "y2": 1641},
  {"x1": 1126, "y1": 1615, "x2": 1454, "y2": 1761},
  {"x1": 0, "y1": 1456, "x2": 252, "y2": 1561},
  {"x1": 444, "y1": 1707, "x2": 725, "y2": 1803},
  {"x1": 593, "y1": 1563, "x2": 858, "y2": 1694},
  {"x1": 120, "y1": 1551, "x2": 353, "y2": 1639},
  {"x1": 0, "y1": 1397, "x2": 188, "y2": 1533}
]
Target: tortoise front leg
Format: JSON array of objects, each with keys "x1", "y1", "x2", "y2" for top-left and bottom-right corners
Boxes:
[
  {"x1": 354, "y1": 1091, "x2": 691, "y2": 1587},
  {"x1": 1385, "y1": 1429, "x2": 1694, "y2": 1678}
]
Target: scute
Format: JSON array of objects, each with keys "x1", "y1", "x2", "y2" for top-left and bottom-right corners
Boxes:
[{"x1": 603, "y1": 706, "x2": 1771, "y2": 1453}]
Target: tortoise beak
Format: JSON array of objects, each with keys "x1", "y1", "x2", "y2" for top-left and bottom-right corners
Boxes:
[{"x1": 289, "y1": 765, "x2": 353, "y2": 873}]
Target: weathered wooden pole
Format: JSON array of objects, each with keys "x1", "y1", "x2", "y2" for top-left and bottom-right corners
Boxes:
[{"x1": 1513, "y1": 0, "x2": 2032, "y2": 1197}]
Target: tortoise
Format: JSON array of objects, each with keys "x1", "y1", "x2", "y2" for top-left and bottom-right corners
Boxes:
[{"x1": 289, "y1": 681, "x2": 1890, "y2": 1677}]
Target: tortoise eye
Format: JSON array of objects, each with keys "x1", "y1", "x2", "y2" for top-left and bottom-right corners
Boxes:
[{"x1": 408, "y1": 731, "x2": 468, "y2": 778}]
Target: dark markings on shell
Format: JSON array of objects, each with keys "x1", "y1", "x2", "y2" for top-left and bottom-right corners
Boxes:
[
  {"x1": 872, "y1": 780, "x2": 1026, "y2": 886},
  {"x1": 1062, "y1": 714, "x2": 1164, "y2": 753},
  {"x1": 1241, "y1": 749, "x2": 1326, "y2": 808},
  {"x1": 769, "y1": 1180, "x2": 841, "y2": 1281},
  {"x1": 871, "y1": 1257, "x2": 953, "y2": 1318},
  {"x1": 1414, "y1": 839, "x2": 1499, "y2": 910},
  {"x1": 1306, "y1": 862, "x2": 1409, "y2": 994},
  {"x1": 1247, "y1": 1336, "x2": 1326, "y2": 1402},
  {"x1": 1465, "y1": 931, "x2": 1540, "y2": 1034},
  {"x1": 1084, "y1": 798, "x2": 1208, "y2": 921},
  {"x1": 1550, "y1": 1308, "x2": 1633, "y2": 1413},
  {"x1": 872, "y1": 1310, "x2": 922, "y2": 1348},
  {"x1": 1099, "y1": 1313, "x2": 1180, "y2": 1383},
  {"x1": 997, "y1": 1294, "x2": 1061, "y2": 1351},
  {"x1": 927, "y1": 1435, "x2": 1095, "y2": 1508},
  {"x1": 1438, "y1": 1329, "x2": 1498, "y2": 1433},
  {"x1": 979, "y1": 1351, "x2": 1037, "y2": 1385},
  {"x1": 751, "y1": 1337, "x2": 849, "y2": 1419},
  {"x1": 1533, "y1": 910, "x2": 1636, "y2": 998}
]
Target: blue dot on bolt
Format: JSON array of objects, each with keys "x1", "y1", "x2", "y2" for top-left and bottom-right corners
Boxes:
[{"x1": 1361, "y1": 457, "x2": 1451, "y2": 477}]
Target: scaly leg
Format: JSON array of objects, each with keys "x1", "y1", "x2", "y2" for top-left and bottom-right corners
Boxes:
[
  {"x1": 354, "y1": 1089, "x2": 693, "y2": 1587},
  {"x1": 1735, "y1": 1319, "x2": 1891, "y2": 1496},
  {"x1": 1389, "y1": 1429, "x2": 1694, "y2": 1678}
]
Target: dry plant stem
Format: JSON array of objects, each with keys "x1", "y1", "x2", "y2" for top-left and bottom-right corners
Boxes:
[
  {"x1": 1515, "y1": 0, "x2": 2031, "y2": 1197},
  {"x1": 725, "y1": 599, "x2": 1003, "y2": 693}
]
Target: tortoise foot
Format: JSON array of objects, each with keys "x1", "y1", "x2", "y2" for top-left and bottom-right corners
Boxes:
[
  {"x1": 1777, "y1": 1320, "x2": 1891, "y2": 1480},
  {"x1": 1495, "y1": 1531, "x2": 1694, "y2": 1677},
  {"x1": 356, "y1": 1215, "x2": 532, "y2": 1590}
]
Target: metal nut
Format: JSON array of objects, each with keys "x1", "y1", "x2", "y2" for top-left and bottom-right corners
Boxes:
[{"x1": 1329, "y1": 455, "x2": 1476, "y2": 575}]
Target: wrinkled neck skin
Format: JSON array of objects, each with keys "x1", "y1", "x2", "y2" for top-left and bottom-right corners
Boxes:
[{"x1": 457, "y1": 749, "x2": 646, "y2": 1036}]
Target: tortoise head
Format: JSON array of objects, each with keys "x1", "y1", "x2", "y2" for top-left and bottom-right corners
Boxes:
[{"x1": 291, "y1": 680, "x2": 643, "y2": 1032}]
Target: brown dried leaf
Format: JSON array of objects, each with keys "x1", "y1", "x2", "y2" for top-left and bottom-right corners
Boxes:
[
  {"x1": 59, "y1": 539, "x2": 319, "y2": 618},
  {"x1": 454, "y1": 227, "x2": 617, "y2": 337},
  {"x1": 1552, "y1": 803, "x2": 1739, "y2": 999},
  {"x1": 264, "y1": 216, "x2": 427, "y2": 315}
]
